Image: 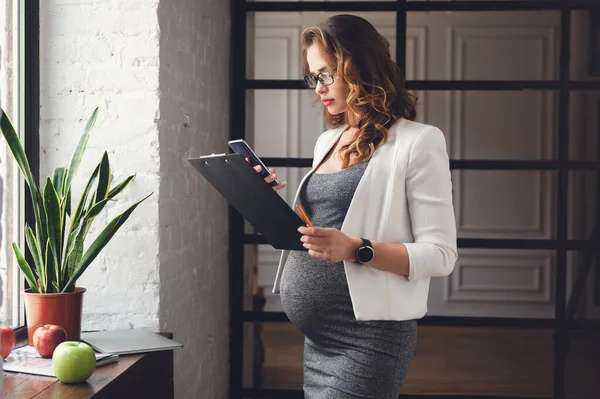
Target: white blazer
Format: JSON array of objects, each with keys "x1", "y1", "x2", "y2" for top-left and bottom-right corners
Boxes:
[{"x1": 272, "y1": 118, "x2": 458, "y2": 321}]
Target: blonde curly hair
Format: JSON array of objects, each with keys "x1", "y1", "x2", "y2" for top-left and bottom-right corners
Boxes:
[{"x1": 302, "y1": 15, "x2": 417, "y2": 168}]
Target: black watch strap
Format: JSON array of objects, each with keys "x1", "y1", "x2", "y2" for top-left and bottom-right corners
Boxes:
[{"x1": 356, "y1": 238, "x2": 375, "y2": 264}]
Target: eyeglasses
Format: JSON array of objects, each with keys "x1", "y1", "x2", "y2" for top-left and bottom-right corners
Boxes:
[{"x1": 303, "y1": 71, "x2": 334, "y2": 89}]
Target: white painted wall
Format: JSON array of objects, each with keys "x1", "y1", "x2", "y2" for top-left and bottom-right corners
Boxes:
[
  {"x1": 39, "y1": 0, "x2": 231, "y2": 398},
  {"x1": 157, "y1": 0, "x2": 230, "y2": 397}
]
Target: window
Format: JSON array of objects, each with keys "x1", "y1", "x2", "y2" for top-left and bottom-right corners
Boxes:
[{"x1": 0, "y1": 0, "x2": 25, "y2": 329}]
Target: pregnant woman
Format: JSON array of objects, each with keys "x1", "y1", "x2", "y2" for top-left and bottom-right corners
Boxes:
[{"x1": 256, "y1": 14, "x2": 458, "y2": 399}]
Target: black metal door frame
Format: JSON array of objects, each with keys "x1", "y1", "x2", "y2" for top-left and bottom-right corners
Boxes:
[{"x1": 229, "y1": 1, "x2": 600, "y2": 398}]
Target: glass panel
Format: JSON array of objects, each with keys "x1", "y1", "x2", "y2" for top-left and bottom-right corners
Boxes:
[
  {"x1": 566, "y1": 327, "x2": 600, "y2": 399},
  {"x1": 243, "y1": 322, "x2": 303, "y2": 390},
  {"x1": 252, "y1": 89, "x2": 324, "y2": 160},
  {"x1": 406, "y1": 326, "x2": 554, "y2": 397},
  {"x1": 566, "y1": 251, "x2": 599, "y2": 320},
  {"x1": 565, "y1": 250, "x2": 600, "y2": 398},
  {"x1": 568, "y1": 171, "x2": 597, "y2": 240},
  {"x1": 0, "y1": 0, "x2": 22, "y2": 328},
  {"x1": 420, "y1": 90, "x2": 558, "y2": 161},
  {"x1": 246, "y1": 244, "x2": 281, "y2": 313},
  {"x1": 408, "y1": 11, "x2": 560, "y2": 81},
  {"x1": 244, "y1": 322, "x2": 555, "y2": 396},
  {"x1": 430, "y1": 248, "x2": 556, "y2": 318},
  {"x1": 570, "y1": 10, "x2": 596, "y2": 81},
  {"x1": 569, "y1": 91, "x2": 600, "y2": 161},
  {"x1": 455, "y1": 171, "x2": 556, "y2": 240}
]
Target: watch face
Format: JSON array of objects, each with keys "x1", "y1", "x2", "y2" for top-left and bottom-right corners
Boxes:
[{"x1": 357, "y1": 246, "x2": 374, "y2": 264}]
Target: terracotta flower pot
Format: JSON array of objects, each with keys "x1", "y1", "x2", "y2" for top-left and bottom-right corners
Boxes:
[{"x1": 23, "y1": 287, "x2": 86, "y2": 346}]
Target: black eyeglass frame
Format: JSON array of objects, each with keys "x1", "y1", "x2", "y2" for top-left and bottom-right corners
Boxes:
[{"x1": 303, "y1": 70, "x2": 334, "y2": 89}]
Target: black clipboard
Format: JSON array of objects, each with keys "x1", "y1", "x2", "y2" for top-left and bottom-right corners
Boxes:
[{"x1": 188, "y1": 153, "x2": 306, "y2": 251}]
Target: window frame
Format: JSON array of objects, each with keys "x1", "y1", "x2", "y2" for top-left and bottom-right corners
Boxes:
[{"x1": 4, "y1": 0, "x2": 39, "y2": 337}]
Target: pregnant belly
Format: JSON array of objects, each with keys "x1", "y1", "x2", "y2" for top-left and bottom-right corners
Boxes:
[{"x1": 280, "y1": 251, "x2": 353, "y2": 338}]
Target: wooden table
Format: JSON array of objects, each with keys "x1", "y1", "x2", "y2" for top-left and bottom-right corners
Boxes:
[{"x1": 3, "y1": 333, "x2": 175, "y2": 399}]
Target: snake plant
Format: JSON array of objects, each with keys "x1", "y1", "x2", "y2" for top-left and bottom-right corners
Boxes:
[{"x1": 0, "y1": 107, "x2": 151, "y2": 293}]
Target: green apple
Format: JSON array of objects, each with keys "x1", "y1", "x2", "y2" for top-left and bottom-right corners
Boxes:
[{"x1": 52, "y1": 341, "x2": 96, "y2": 383}]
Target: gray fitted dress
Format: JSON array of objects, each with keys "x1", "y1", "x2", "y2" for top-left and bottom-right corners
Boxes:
[{"x1": 280, "y1": 162, "x2": 418, "y2": 399}]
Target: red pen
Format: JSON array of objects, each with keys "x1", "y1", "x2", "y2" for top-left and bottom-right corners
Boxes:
[{"x1": 295, "y1": 204, "x2": 313, "y2": 227}]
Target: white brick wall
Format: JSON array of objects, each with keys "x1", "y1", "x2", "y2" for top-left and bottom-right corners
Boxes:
[
  {"x1": 39, "y1": 0, "x2": 230, "y2": 397},
  {"x1": 40, "y1": 0, "x2": 161, "y2": 332},
  {"x1": 157, "y1": 0, "x2": 230, "y2": 397}
]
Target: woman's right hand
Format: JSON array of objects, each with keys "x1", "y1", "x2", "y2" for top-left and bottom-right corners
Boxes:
[{"x1": 248, "y1": 159, "x2": 287, "y2": 192}]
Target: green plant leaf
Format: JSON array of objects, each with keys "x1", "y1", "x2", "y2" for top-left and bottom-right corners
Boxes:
[
  {"x1": 67, "y1": 163, "x2": 99, "y2": 242},
  {"x1": 106, "y1": 175, "x2": 135, "y2": 199},
  {"x1": 60, "y1": 188, "x2": 71, "y2": 268},
  {"x1": 43, "y1": 238, "x2": 56, "y2": 293},
  {"x1": 65, "y1": 185, "x2": 72, "y2": 216},
  {"x1": 94, "y1": 152, "x2": 110, "y2": 203},
  {"x1": 64, "y1": 221, "x2": 84, "y2": 281},
  {"x1": 52, "y1": 168, "x2": 67, "y2": 199},
  {"x1": 34, "y1": 201, "x2": 49, "y2": 268},
  {"x1": 62, "y1": 193, "x2": 152, "y2": 292},
  {"x1": 61, "y1": 167, "x2": 69, "y2": 196},
  {"x1": 70, "y1": 222, "x2": 86, "y2": 283},
  {"x1": 11, "y1": 243, "x2": 39, "y2": 293},
  {"x1": 86, "y1": 198, "x2": 111, "y2": 219},
  {"x1": 0, "y1": 107, "x2": 48, "y2": 253},
  {"x1": 0, "y1": 108, "x2": 40, "y2": 202},
  {"x1": 63, "y1": 107, "x2": 98, "y2": 195},
  {"x1": 25, "y1": 225, "x2": 45, "y2": 292},
  {"x1": 44, "y1": 178, "x2": 62, "y2": 289}
]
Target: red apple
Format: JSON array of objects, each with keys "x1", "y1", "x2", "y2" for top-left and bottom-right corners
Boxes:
[
  {"x1": 33, "y1": 324, "x2": 67, "y2": 358},
  {"x1": 0, "y1": 325, "x2": 16, "y2": 359}
]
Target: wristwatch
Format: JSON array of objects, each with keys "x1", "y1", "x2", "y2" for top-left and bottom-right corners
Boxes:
[{"x1": 355, "y1": 238, "x2": 375, "y2": 264}]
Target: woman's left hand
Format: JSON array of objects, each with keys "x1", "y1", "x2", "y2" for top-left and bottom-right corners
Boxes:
[{"x1": 298, "y1": 226, "x2": 360, "y2": 263}]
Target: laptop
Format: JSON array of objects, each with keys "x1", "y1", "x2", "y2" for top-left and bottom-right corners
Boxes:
[{"x1": 81, "y1": 328, "x2": 183, "y2": 355}]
